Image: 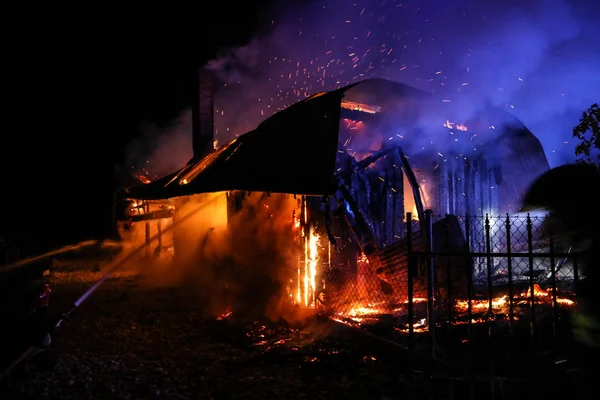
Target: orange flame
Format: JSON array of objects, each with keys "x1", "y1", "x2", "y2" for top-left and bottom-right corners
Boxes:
[
  {"x1": 333, "y1": 257, "x2": 575, "y2": 331},
  {"x1": 302, "y1": 228, "x2": 320, "y2": 307}
]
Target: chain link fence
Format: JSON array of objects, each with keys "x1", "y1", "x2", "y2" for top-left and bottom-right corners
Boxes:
[{"x1": 320, "y1": 211, "x2": 580, "y2": 373}]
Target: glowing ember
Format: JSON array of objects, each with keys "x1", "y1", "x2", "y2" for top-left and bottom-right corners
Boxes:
[
  {"x1": 135, "y1": 174, "x2": 152, "y2": 184},
  {"x1": 216, "y1": 310, "x2": 232, "y2": 320},
  {"x1": 443, "y1": 120, "x2": 468, "y2": 131},
  {"x1": 334, "y1": 259, "x2": 575, "y2": 331},
  {"x1": 334, "y1": 283, "x2": 576, "y2": 332},
  {"x1": 341, "y1": 101, "x2": 381, "y2": 114}
]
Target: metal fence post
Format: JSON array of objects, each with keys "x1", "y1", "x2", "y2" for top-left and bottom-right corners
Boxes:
[
  {"x1": 425, "y1": 209, "x2": 436, "y2": 359},
  {"x1": 464, "y1": 215, "x2": 473, "y2": 339},
  {"x1": 406, "y1": 212, "x2": 415, "y2": 400},
  {"x1": 526, "y1": 214, "x2": 536, "y2": 339},
  {"x1": 406, "y1": 212, "x2": 414, "y2": 356},
  {"x1": 485, "y1": 214, "x2": 493, "y2": 316},
  {"x1": 549, "y1": 231, "x2": 558, "y2": 345},
  {"x1": 445, "y1": 216, "x2": 453, "y2": 330},
  {"x1": 505, "y1": 214, "x2": 514, "y2": 333},
  {"x1": 484, "y1": 214, "x2": 495, "y2": 376}
]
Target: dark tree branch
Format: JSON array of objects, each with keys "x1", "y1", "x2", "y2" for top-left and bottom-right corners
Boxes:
[{"x1": 573, "y1": 103, "x2": 600, "y2": 164}]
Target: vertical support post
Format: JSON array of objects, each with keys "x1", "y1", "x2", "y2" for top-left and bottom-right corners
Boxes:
[
  {"x1": 387, "y1": 156, "x2": 403, "y2": 246},
  {"x1": 464, "y1": 215, "x2": 473, "y2": 338},
  {"x1": 406, "y1": 211, "x2": 415, "y2": 400},
  {"x1": 407, "y1": 213, "x2": 414, "y2": 356},
  {"x1": 445, "y1": 217, "x2": 453, "y2": 329},
  {"x1": 526, "y1": 214, "x2": 536, "y2": 339},
  {"x1": 505, "y1": 214, "x2": 514, "y2": 333},
  {"x1": 484, "y1": 213, "x2": 495, "y2": 373},
  {"x1": 425, "y1": 209, "x2": 436, "y2": 359},
  {"x1": 549, "y1": 232, "x2": 558, "y2": 345},
  {"x1": 485, "y1": 214, "x2": 493, "y2": 315},
  {"x1": 398, "y1": 168, "x2": 405, "y2": 239},
  {"x1": 437, "y1": 161, "x2": 449, "y2": 215}
]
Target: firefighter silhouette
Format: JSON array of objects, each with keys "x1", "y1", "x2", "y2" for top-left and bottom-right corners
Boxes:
[{"x1": 521, "y1": 163, "x2": 600, "y2": 384}]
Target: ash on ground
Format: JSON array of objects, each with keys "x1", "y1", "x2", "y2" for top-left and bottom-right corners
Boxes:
[{"x1": 1, "y1": 263, "x2": 408, "y2": 400}]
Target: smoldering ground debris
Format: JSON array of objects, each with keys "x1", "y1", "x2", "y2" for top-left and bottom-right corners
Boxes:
[
  {"x1": 2, "y1": 255, "x2": 582, "y2": 400},
  {"x1": 1, "y1": 266, "x2": 409, "y2": 400}
]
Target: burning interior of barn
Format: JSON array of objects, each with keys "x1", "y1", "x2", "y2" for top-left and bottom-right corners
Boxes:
[{"x1": 116, "y1": 69, "x2": 578, "y2": 371}]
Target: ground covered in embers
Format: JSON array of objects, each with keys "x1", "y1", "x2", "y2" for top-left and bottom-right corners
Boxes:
[{"x1": 1, "y1": 268, "x2": 410, "y2": 400}]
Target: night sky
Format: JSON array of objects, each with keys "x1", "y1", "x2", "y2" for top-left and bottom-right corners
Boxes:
[
  {"x1": 3, "y1": 0, "x2": 598, "y2": 253},
  {"x1": 3, "y1": 3, "x2": 274, "y2": 251}
]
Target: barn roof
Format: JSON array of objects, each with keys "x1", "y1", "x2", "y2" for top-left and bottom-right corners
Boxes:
[
  {"x1": 123, "y1": 78, "x2": 549, "y2": 201},
  {"x1": 124, "y1": 84, "x2": 351, "y2": 200}
]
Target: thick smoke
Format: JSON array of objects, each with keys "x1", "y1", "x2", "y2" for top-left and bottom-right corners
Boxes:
[
  {"x1": 124, "y1": 0, "x2": 598, "y2": 173},
  {"x1": 123, "y1": 193, "x2": 307, "y2": 323},
  {"x1": 202, "y1": 0, "x2": 598, "y2": 167},
  {"x1": 123, "y1": 110, "x2": 193, "y2": 182}
]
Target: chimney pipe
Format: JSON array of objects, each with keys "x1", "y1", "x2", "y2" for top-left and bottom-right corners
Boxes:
[{"x1": 192, "y1": 68, "x2": 215, "y2": 159}]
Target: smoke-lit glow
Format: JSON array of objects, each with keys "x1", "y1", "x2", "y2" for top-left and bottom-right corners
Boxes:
[
  {"x1": 120, "y1": 192, "x2": 314, "y2": 322},
  {"x1": 211, "y1": 0, "x2": 598, "y2": 163},
  {"x1": 125, "y1": 0, "x2": 598, "y2": 178}
]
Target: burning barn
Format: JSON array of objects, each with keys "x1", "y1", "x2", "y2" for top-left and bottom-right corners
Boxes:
[{"x1": 117, "y1": 71, "x2": 573, "y2": 336}]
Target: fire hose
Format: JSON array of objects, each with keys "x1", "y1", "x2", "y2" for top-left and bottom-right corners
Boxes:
[
  {"x1": 0, "y1": 195, "x2": 219, "y2": 379},
  {"x1": 0, "y1": 240, "x2": 99, "y2": 276}
]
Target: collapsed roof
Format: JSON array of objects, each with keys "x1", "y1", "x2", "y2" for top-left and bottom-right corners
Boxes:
[
  {"x1": 124, "y1": 78, "x2": 548, "y2": 201},
  {"x1": 124, "y1": 84, "x2": 354, "y2": 200}
]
